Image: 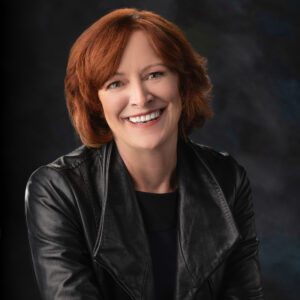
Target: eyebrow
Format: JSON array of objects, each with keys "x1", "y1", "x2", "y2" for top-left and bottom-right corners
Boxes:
[{"x1": 113, "y1": 63, "x2": 166, "y2": 76}]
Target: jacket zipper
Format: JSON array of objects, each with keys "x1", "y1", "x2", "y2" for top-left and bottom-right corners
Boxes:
[{"x1": 95, "y1": 261, "x2": 136, "y2": 300}]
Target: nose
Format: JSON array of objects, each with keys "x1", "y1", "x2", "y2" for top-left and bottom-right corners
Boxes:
[{"x1": 129, "y1": 79, "x2": 152, "y2": 107}]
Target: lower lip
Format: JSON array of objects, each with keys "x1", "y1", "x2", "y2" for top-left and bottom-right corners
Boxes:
[{"x1": 125, "y1": 109, "x2": 165, "y2": 128}]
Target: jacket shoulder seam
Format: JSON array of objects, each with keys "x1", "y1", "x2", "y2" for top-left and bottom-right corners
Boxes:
[
  {"x1": 45, "y1": 148, "x2": 102, "y2": 171},
  {"x1": 188, "y1": 139, "x2": 231, "y2": 158}
]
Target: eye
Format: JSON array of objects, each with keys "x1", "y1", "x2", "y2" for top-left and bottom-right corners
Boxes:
[
  {"x1": 148, "y1": 71, "x2": 164, "y2": 80},
  {"x1": 106, "y1": 81, "x2": 122, "y2": 90}
]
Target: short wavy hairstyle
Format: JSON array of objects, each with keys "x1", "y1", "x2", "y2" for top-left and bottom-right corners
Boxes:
[{"x1": 65, "y1": 8, "x2": 213, "y2": 147}]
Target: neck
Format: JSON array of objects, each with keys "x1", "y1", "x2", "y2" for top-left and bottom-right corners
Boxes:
[{"x1": 115, "y1": 134, "x2": 178, "y2": 194}]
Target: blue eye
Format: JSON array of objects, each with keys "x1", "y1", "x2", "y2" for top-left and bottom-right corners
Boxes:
[
  {"x1": 148, "y1": 71, "x2": 164, "y2": 79},
  {"x1": 107, "y1": 81, "x2": 122, "y2": 89}
]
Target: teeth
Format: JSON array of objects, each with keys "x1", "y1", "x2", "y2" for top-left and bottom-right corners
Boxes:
[{"x1": 129, "y1": 110, "x2": 161, "y2": 123}]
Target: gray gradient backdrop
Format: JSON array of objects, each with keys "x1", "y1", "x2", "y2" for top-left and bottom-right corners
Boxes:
[{"x1": 2, "y1": 0, "x2": 299, "y2": 299}]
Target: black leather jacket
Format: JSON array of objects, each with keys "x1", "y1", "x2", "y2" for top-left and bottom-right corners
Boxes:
[{"x1": 25, "y1": 138, "x2": 264, "y2": 300}]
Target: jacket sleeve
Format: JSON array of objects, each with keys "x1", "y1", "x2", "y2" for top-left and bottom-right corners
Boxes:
[
  {"x1": 219, "y1": 161, "x2": 264, "y2": 299},
  {"x1": 25, "y1": 166, "x2": 103, "y2": 300}
]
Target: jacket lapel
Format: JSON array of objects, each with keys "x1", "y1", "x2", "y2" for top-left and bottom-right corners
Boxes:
[
  {"x1": 174, "y1": 139, "x2": 240, "y2": 299},
  {"x1": 94, "y1": 141, "x2": 156, "y2": 300},
  {"x1": 94, "y1": 139, "x2": 240, "y2": 300}
]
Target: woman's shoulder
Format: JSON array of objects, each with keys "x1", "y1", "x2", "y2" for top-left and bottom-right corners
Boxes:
[
  {"x1": 25, "y1": 142, "x2": 114, "y2": 198},
  {"x1": 189, "y1": 139, "x2": 230, "y2": 157},
  {"x1": 31, "y1": 142, "x2": 112, "y2": 175},
  {"x1": 186, "y1": 138, "x2": 245, "y2": 180},
  {"x1": 45, "y1": 143, "x2": 106, "y2": 171},
  {"x1": 186, "y1": 139, "x2": 251, "y2": 208},
  {"x1": 25, "y1": 143, "x2": 113, "y2": 216},
  {"x1": 187, "y1": 138, "x2": 235, "y2": 164}
]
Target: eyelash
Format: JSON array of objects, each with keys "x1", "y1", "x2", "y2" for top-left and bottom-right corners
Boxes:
[
  {"x1": 106, "y1": 71, "x2": 164, "y2": 90},
  {"x1": 148, "y1": 71, "x2": 164, "y2": 79}
]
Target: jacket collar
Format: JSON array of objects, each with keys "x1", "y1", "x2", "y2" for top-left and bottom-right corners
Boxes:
[{"x1": 94, "y1": 138, "x2": 240, "y2": 300}]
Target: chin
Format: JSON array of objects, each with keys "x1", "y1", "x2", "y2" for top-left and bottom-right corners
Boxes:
[
  {"x1": 132, "y1": 138, "x2": 163, "y2": 151},
  {"x1": 132, "y1": 132, "x2": 175, "y2": 151}
]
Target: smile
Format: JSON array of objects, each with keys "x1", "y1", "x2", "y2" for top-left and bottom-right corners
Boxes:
[{"x1": 127, "y1": 109, "x2": 164, "y2": 124}]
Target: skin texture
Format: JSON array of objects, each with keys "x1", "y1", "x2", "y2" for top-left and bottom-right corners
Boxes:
[{"x1": 98, "y1": 30, "x2": 182, "y2": 193}]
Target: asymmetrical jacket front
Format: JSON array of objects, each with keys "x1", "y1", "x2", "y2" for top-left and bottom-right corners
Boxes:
[{"x1": 25, "y1": 138, "x2": 264, "y2": 300}]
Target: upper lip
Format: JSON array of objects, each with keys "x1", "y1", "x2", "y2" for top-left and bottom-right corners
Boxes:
[{"x1": 125, "y1": 108, "x2": 165, "y2": 119}]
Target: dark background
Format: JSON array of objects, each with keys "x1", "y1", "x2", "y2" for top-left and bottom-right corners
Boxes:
[{"x1": 2, "y1": 0, "x2": 299, "y2": 299}]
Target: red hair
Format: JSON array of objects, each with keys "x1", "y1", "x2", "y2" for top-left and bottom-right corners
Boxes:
[{"x1": 65, "y1": 8, "x2": 213, "y2": 147}]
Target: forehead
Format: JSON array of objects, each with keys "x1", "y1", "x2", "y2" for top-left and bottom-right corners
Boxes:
[{"x1": 116, "y1": 30, "x2": 162, "y2": 71}]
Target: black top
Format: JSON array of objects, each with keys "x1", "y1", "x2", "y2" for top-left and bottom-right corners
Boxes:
[{"x1": 135, "y1": 189, "x2": 178, "y2": 300}]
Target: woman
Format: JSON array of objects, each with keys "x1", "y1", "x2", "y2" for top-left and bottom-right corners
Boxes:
[{"x1": 25, "y1": 8, "x2": 264, "y2": 300}]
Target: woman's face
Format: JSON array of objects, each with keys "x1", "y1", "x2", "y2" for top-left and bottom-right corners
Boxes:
[{"x1": 98, "y1": 30, "x2": 182, "y2": 152}]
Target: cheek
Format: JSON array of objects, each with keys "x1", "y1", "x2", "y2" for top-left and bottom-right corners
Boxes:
[
  {"x1": 163, "y1": 83, "x2": 182, "y2": 110},
  {"x1": 99, "y1": 95, "x2": 126, "y2": 121},
  {"x1": 162, "y1": 77, "x2": 181, "y2": 103}
]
